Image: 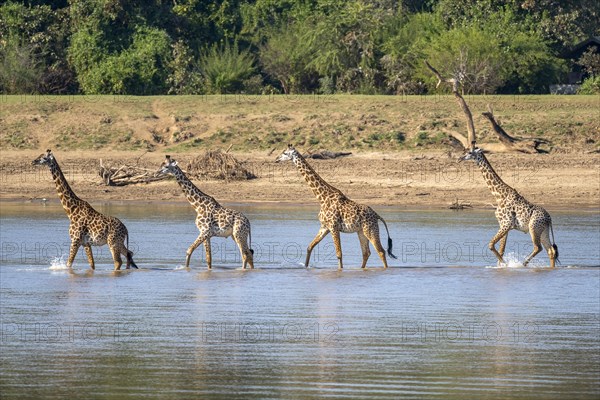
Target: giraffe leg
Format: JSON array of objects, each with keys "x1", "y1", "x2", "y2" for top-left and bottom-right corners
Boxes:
[
  {"x1": 489, "y1": 225, "x2": 511, "y2": 264},
  {"x1": 539, "y1": 228, "x2": 556, "y2": 268},
  {"x1": 204, "y1": 239, "x2": 212, "y2": 270},
  {"x1": 331, "y1": 230, "x2": 343, "y2": 269},
  {"x1": 364, "y1": 229, "x2": 388, "y2": 269},
  {"x1": 498, "y1": 232, "x2": 509, "y2": 259},
  {"x1": 523, "y1": 229, "x2": 543, "y2": 267},
  {"x1": 84, "y1": 245, "x2": 95, "y2": 270},
  {"x1": 109, "y1": 244, "x2": 123, "y2": 271},
  {"x1": 357, "y1": 231, "x2": 371, "y2": 269},
  {"x1": 185, "y1": 232, "x2": 210, "y2": 269},
  {"x1": 305, "y1": 227, "x2": 330, "y2": 267},
  {"x1": 233, "y1": 232, "x2": 254, "y2": 269},
  {"x1": 66, "y1": 238, "x2": 82, "y2": 269},
  {"x1": 120, "y1": 247, "x2": 130, "y2": 269}
]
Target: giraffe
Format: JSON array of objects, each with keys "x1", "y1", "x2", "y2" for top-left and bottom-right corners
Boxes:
[
  {"x1": 32, "y1": 150, "x2": 137, "y2": 270},
  {"x1": 275, "y1": 145, "x2": 396, "y2": 269},
  {"x1": 460, "y1": 147, "x2": 559, "y2": 267},
  {"x1": 160, "y1": 155, "x2": 254, "y2": 269}
]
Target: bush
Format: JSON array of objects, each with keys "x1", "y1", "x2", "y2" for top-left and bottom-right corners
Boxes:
[
  {"x1": 167, "y1": 40, "x2": 203, "y2": 94},
  {"x1": 259, "y1": 21, "x2": 316, "y2": 94},
  {"x1": 1, "y1": 2, "x2": 74, "y2": 93},
  {"x1": 199, "y1": 42, "x2": 255, "y2": 94},
  {"x1": 70, "y1": 26, "x2": 171, "y2": 94},
  {"x1": 578, "y1": 76, "x2": 600, "y2": 94},
  {"x1": 0, "y1": 40, "x2": 44, "y2": 93}
]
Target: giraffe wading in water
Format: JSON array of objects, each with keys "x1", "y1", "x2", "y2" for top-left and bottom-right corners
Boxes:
[
  {"x1": 276, "y1": 145, "x2": 396, "y2": 269},
  {"x1": 32, "y1": 150, "x2": 137, "y2": 270},
  {"x1": 460, "y1": 148, "x2": 559, "y2": 267},
  {"x1": 160, "y1": 155, "x2": 254, "y2": 269}
]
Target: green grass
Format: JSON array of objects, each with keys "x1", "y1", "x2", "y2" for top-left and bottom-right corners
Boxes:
[{"x1": 0, "y1": 94, "x2": 597, "y2": 152}]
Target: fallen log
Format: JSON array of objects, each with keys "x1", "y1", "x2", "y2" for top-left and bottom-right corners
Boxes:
[
  {"x1": 449, "y1": 198, "x2": 473, "y2": 210},
  {"x1": 482, "y1": 107, "x2": 548, "y2": 154},
  {"x1": 304, "y1": 150, "x2": 352, "y2": 160},
  {"x1": 99, "y1": 160, "x2": 167, "y2": 186}
]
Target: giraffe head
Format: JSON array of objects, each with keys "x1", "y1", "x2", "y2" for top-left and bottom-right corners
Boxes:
[
  {"x1": 32, "y1": 149, "x2": 55, "y2": 167},
  {"x1": 459, "y1": 147, "x2": 484, "y2": 163},
  {"x1": 159, "y1": 155, "x2": 179, "y2": 175},
  {"x1": 275, "y1": 144, "x2": 298, "y2": 163}
]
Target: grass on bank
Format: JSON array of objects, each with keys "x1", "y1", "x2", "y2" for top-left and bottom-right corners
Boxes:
[{"x1": 1, "y1": 94, "x2": 598, "y2": 153}]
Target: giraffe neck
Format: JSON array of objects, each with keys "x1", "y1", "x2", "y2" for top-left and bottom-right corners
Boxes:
[
  {"x1": 171, "y1": 165, "x2": 216, "y2": 211},
  {"x1": 476, "y1": 153, "x2": 514, "y2": 201},
  {"x1": 291, "y1": 153, "x2": 343, "y2": 203},
  {"x1": 49, "y1": 160, "x2": 80, "y2": 216}
]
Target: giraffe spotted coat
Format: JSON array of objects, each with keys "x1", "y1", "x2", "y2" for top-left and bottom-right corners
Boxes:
[
  {"x1": 461, "y1": 148, "x2": 558, "y2": 267},
  {"x1": 276, "y1": 145, "x2": 396, "y2": 269},
  {"x1": 32, "y1": 150, "x2": 137, "y2": 270},
  {"x1": 160, "y1": 155, "x2": 254, "y2": 269}
]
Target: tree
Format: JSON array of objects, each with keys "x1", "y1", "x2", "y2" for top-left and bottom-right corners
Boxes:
[
  {"x1": 68, "y1": 1, "x2": 172, "y2": 94},
  {"x1": 0, "y1": 40, "x2": 44, "y2": 94},
  {"x1": 420, "y1": 26, "x2": 507, "y2": 94},
  {"x1": 382, "y1": 12, "x2": 442, "y2": 94},
  {"x1": 69, "y1": 25, "x2": 171, "y2": 94},
  {"x1": 259, "y1": 21, "x2": 316, "y2": 94},
  {"x1": 0, "y1": 1, "x2": 75, "y2": 93}
]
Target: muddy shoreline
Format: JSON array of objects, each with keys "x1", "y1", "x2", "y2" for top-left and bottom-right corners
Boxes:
[{"x1": 1, "y1": 150, "x2": 599, "y2": 211}]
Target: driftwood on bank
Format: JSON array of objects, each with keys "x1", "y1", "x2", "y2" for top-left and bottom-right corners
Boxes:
[
  {"x1": 481, "y1": 107, "x2": 548, "y2": 153},
  {"x1": 304, "y1": 150, "x2": 352, "y2": 159},
  {"x1": 99, "y1": 159, "x2": 167, "y2": 186},
  {"x1": 425, "y1": 61, "x2": 548, "y2": 154},
  {"x1": 449, "y1": 198, "x2": 473, "y2": 210}
]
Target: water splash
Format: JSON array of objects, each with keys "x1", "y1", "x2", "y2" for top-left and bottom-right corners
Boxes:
[
  {"x1": 48, "y1": 256, "x2": 68, "y2": 270},
  {"x1": 486, "y1": 252, "x2": 550, "y2": 269},
  {"x1": 173, "y1": 265, "x2": 188, "y2": 270}
]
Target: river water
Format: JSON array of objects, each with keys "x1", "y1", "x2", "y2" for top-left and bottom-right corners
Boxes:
[{"x1": 1, "y1": 203, "x2": 599, "y2": 398}]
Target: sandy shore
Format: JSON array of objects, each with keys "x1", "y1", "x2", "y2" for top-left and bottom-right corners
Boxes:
[{"x1": 1, "y1": 150, "x2": 598, "y2": 210}]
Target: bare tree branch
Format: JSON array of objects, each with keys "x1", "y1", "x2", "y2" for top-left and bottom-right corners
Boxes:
[
  {"x1": 425, "y1": 60, "x2": 476, "y2": 150},
  {"x1": 481, "y1": 106, "x2": 547, "y2": 154}
]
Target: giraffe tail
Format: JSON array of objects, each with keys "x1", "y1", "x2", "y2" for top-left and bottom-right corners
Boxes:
[
  {"x1": 378, "y1": 216, "x2": 397, "y2": 260},
  {"x1": 126, "y1": 233, "x2": 138, "y2": 269},
  {"x1": 248, "y1": 226, "x2": 254, "y2": 255},
  {"x1": 550, "y1": 222, "x2": 559, "y2": 265}
]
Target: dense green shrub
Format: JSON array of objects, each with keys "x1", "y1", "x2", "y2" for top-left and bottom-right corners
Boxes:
[
  {"x1": 259, "y1": 21, "x2": 316, "y2": 94},
  {"x1": 0, "y1": 1, "x2": 74, "y2": 93},
  {"x1": 198, "y1": 42, "x2": 255, "y2": 94},
  {"x1": 1, "y1": 0, "x2": 595, "y2": 95},
  {"x1": 0, "y1": 40, "x2": 44, "y2": 94},
  {"x1": 70, "y1": 26, "x2": 171, "y2": 94},
  {"x1": 578, "y1": 76, "x2": 600, "y2": 94},
  {"x1": 167, "y1": 40, "x2": 203, "y2": 95}
]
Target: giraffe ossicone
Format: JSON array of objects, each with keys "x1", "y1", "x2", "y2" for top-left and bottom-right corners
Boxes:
[
  {"x1": 276, "y1": 144, "x2": 396, "y2": 269},
  {"x1": 460, "y1": 147, "x2": 559, "y2": 268},
  {"x1": 160, "y1": 155, "x2": 254, "y2": 269},
  {"x1": 32, "y1": 150, "x2": 138, "y2": 270}
]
